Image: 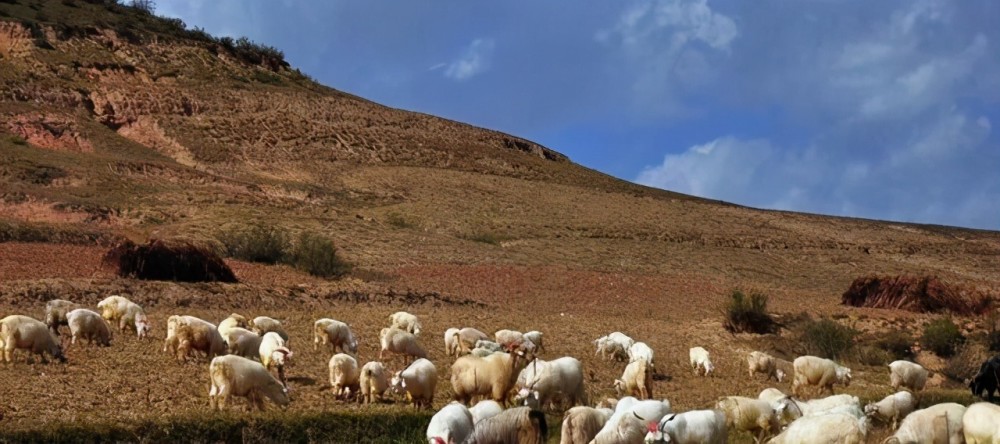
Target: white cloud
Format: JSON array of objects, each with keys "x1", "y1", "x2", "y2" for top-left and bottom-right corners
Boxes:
[{"x1": 443, "y1": 38, "x2": 496, "y2": 81}]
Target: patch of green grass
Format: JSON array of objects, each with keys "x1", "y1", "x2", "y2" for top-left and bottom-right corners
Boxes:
[
  {"x1": 922, "y1": 317, "x2": 964, "y2": 357},
  {"x1": 386, "y1": 212, "x2": 419, "y2": 229}
]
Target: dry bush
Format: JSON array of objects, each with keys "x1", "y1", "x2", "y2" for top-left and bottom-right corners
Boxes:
[
  {"x1": 921, "y1": 317, "x2": 964, "y2": 357},
  {"x1": 290, "y1": 232, "x2": 350, "y2": 278},
  {"x1": 799, "y1": 318, "x2": 857, "y2": 360},
  {"x1": 219, "y1": 223, "x2": 290, "y2": 264},
  {"x1": 722, "y1": 289, "x2": 778, "y2": 334},
  {"x1": 103, "y1": 239, "x2": 237, "y2": 283}
]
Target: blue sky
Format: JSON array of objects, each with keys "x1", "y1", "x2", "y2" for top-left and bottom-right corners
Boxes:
[{"x1": 157, "y1": 0, "x2": 1000, "y2": 230}]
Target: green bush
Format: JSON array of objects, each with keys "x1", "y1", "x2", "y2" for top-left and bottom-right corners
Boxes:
[
  {"x1": 921, "y1": 317, "x2": 964, "y2": 357},
  {"x1": 219, "y1": 224, "x2": 290, "y2": 264},
  {"x1": 876, "y1": 330, "x2": 915, "y2": 360},
  {"x1": 856, "y1": 345, "x2": 892, "y2": 366},
  {"x1": 290, "y1": 231, "x2": 350, "y2": 278},
  {"x1": 800, "y1": 318, "x2": 857, "y2": 359},
  {"x1": 722, "y1": 289, "x2": 778, "y2": 334}
]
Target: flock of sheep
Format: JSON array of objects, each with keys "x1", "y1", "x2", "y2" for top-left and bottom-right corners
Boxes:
[{"x1": 2, "y1": 294, "x2": 1000, "y2": 443}]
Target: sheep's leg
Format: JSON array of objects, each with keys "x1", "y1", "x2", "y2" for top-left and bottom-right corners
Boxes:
[{"x1": 216, "y1": 383, "x2": 231, "y2": 410}]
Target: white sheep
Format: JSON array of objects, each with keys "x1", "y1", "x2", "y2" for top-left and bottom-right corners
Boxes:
[
  {"x1": 44, "y1": 299, "x2": 80, "y2": 334},
  {"x1": 471, "y1": 347, "x2": 501, "y2": 357},
  {"x1": 523, "y1": 331, "x2": 544, "y2": 353},
  {"x1": 495, "y1": 329, "x2": 525, "y2": 351},
  {"x1": 66, "y1": 308, "x2": 112, "y2": 347},
  {"x1": 455, "y1": 327, "x2": 490, "y2": 354},
  {"x1": 560, "y1": 406, "x2": 613, "y2": 444},
  {"x1": 96, "y1": 295, "x2": 132, "y2": 326},
  {"x1": 259, "y1": 331, "x2": 292, "y2": 385},
  {"x1": 0, "y1": 315, "x2": 66, "y2": 363},
  {"x1": 689, "y1": 347, "x2": 715, "y2": 376},
  {"x1": 134, "y1": 311, "x2": 152, "y2": 340},
  {"x1": 628, "y1": 342, "x2": 654, "y2": 367},
  {"x1": 118, "y1": 301, "x2": 148, "y2": 336},
  {"x1": 379, "y1": 327, "x2": 427, "y2": 365},
  {"x1": 714, "y1": 396, "x2": 784, "y2": 443},
  {"x1": 391, "y1": 357, "x2": 437, "y2": 409},
  {"x1": 768, "y1": 412, "x2": 867, "y2": 444},
  {"x1": 469, "y1": 399, "x2": 503, "y2": 424},
  {"x1": 389, "y1": 311, "x2": 422, "y2": 335},
  {"x1": 476, "y1": 339, "x2": 504, "y2": 352},
  {"x1": 864, "y1": 391, "x2": 916, "y2": 429},
  {"x1": 614, "y1": 359, "x2": 654, "y2": 400},
  {"x1": 427, "y1": 401, "x2": 474, "y2": 444},
  {"x1": 451, "y1": 351, "x2": 531, "y2": 407},
  {"x1": 444, "y1": 327, "x2": 461, "y2": 356},
  {"x1": 329, "y1": 352, "x2": 360, "y2": 400},
  {"x1": 594, "y1": 332, "x2": 633, "y2": 362},
  {"x1": 359, "y1": 361, "x2": 390, "y2": 404},
  {"x1": 747, "y1": 351, "x2": 787, "y2": 383},
  {"x1": 313, "y1": 318, "x2": 357, "y2": 354},
  {"x1": 644, "y1": 409, "x2": 728, "y2": 444},
  {"x1": 963, "y1": 402, "x2": 1000, "y2": 444},
  {"x1": 208, "y1": 354, "x2": 289, "y2": 411},
  {"x1": 174, "y1": 321, "x2": 227, "y2": 362},
  {"x1": 163, "y1": 315, "x2": 217, "y2": 355},
  {"x1": 889, "y1": 360, "x2": 929, "y2": 392},
  {"x1": 758, "y1": 388, "x2": 788, "y2": 404},
  {"x1": 591, "y1": 399, "x2": 672, "y2": 444},
  {"x1": 884, "y1": 402, "x2": 966, "y2": 444},
  {"x1": 463, "y1": 406, "x2": 548, "y2": 444},
  {"x1": 217, "y1": 313, "x2": 248, "y2": 343},
  {"x1": 773, "y1": 394, "x2": 864, "y2": 425},
  {"x1": 792, "y1": 356, "x2": 851, "y2": 398},
  {"x1": 250, "y1": 316, "x2": 288, "y2": 342},
  {"x1": 225, "y1": 327, "x2": 262, "y2": 360},
  {"x1": 515, "y1": 357, "x2": 586, "y2": 411}
]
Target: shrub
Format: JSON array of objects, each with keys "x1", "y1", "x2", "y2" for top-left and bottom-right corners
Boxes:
[
  {"x1": 856, "y1": 345, "x2": 892, "y2": 366},
  {"x1": 876, "y1": 330, "x2": 915, "y2": 360},
  {"x1": 386, "y1": 212, "x2": 418, "y2": 229},
  {"x1": 289, "y1": 232, "x2": 350, "y2": 278},
  {"x1": 800, "y1": 318, "x2": 857, "y2": 360},
  {"x1": 921, "y1": 317, "x2": 964, "y2": 357},
  {"x1": 103, "y1": 239, "x2": 237, "y2": 283},
  {"x1": 219, "y1": 223, "x2": 289, "y2": 264},
  {"x1": 722, "y1": 289, "x2": 778, "y2": 334}
]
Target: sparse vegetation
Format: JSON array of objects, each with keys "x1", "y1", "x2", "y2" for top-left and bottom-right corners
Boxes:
[
  {"x1": 0, "y1": 219, "x2": 116, "y2": 245},
  {"x1": 875, "y1": 330, "x2": 915, "y2": 360},
  {"x1": 799, "y1": 318, "x2": 857, "y2": 360},
  {"x1": 385, "y1": 212, "x2": 419, "y2": 229},
  {"x1": 722, "y1": 289, "x2": 778, "y2": 334},
  {"x1": 289, "y1": 231, "x2": 351, "y2": 278},
  {"x1": 219, "y1": 223, "x2": 290, "y2": 264},
  {"x1": 921, "y1": 317, "x2": 964, "y2": 357}
]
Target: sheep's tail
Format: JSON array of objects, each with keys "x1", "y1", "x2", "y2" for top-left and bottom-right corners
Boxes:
[{"x1": 529, "y1": 409, "x2": 548, "y2": 442}]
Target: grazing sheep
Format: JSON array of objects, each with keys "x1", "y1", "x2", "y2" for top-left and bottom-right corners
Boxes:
[
  {"x1": 469, "y1": 399, "x2": 504, "y2": 424},
  {"x1": 523, "y1": 331, "x2": 544, "y2": 353},
  {"x1": 963, "y1": 402, "x2": 1000, "y2": 444},
  {"x1": 44, "y1": 299, "x2": 80, "y2": 334},
  {"x1": 515, "y1": 357, "x2": 586, "y2": 411},
  {"x1": 259, "y1": 332, "x2": 292, "y2": 385},
  {"x1": 644, "y1": 409, "x2": 728, "y2": 444},
  {"x1": 134, "y1": 311, "x2": 152, "y2": 340},
  {"x1": 0, "y1": 315, "x2": 66, "y2": 363},
  {"x1": 208, "y1": 354, "x2": 289, "y2": 411},
  {"x1": 379, "y1": 327, "x2": 427, "y2": 365},
  {"x1": 359, "y1": 361, "x2": 390, "y2": 404},
  {"x1": 118, "y1": 301, "x2": 148, "y2": 335},
  {"x1": 889, "y1": 360, "x2": 929, "y2": 392},
  {"x1": 884, "y1": 402, "x2": 966, "y2": 444},
  {"x1": 772, "y1": 394, "x2": 864, "y2": 425},
  {"x1": 96, "y1": 295, "x2": 132, "y2": 326},
  {"x1": 389, "y1": 311, "x2": 422, "y2": 335},
  {"x1": 464, "y1": 406, "x2": 547, "y2": 444},
  {"x1": 614, "y1": 359, "x2": 654, "y2": 400},
  {"x1": 427, "y1": 402, "x2": 474, "y2": 444},
  {"x1": 225, "y1": 327, "x2": 262, "y2": 360},
  {"x1": 970, "y1": 356, "x2": 1000, "y2": 401},
  {"x1": 594, "y1": 332, "x2": 633, "y2": 362},
  {"x1": 451, "y1": 351, "x2": 531, "y2": 407},
  {"x1": 689, "y1": 347, "x2": 715, "y2": 376},
  {"x1": 329, "y1": 353, "x2": 360, "y2": 400},
  {"x1": 864, "y1": 391, "x2": 917, "y2": 430},
  {"x1": 444, "y1": 327, "x2": 461, "y2": 356},
  {"x1": 217, "y1": 313, "x2": 248, "y2": 343},
  {"x1": 391, "y1": 358, "x2": 437, "y2": 409},
  {"x1": 748, "y1": 351, "x2": 787, "y2": 383},
  {"x1": 758, "y1": 388, "x2": 788, "y2": 404},
  {"x1": 174, "y1": 322, "x2": 227, "y2": 362},
  {"x1": 792, "y1": 356, "x2": 851, "y2": 398},
  {"x1": 768, "y1": 412, "x2": 867, "y2": 444},
  {"x1": 628, "y1": 342, "x2": 654, "y2": 367},
  {"x1": 560, "y1": 406, "x2": 613, "y2": 444},
  {"x1": 163, "y1": 315, "x2": 217, "y2": 355},
  {"x1": 250, "y1": 316, "x2": 288, "y2": 342},
  {"x1": 456, "y1": 327, "x2": 490, "y2": 354},
  {"x1": 495, "y1": 329, "x2": 525, "y2": 351},
  {"x1": 714, "y1": 396, "x2": 784, "y2": 443},
  {"x1": 313, "y1": 318, "x2": 357, "y2": 354},
  {"x1": 66, "y1": 309, "x2": 112, "y2": 347},
  {"x1": 591, "y1": 399, "x2": 672, "y2": 444}
]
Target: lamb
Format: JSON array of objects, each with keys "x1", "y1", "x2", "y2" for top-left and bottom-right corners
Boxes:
[
  {"x1": 391, "y1": 357, "x2": 437, "y2": 409},
  {"x1": 714, "y1": 396, "x2": 783, "y2": 443},
  {"x1": 689, "y1": 346, "x2": 715, "y2": 376},
  {"x1": 427, "y1": 402, "x2": 474, "y2": 444},
  {"x1": 614, "y1": 359, "x2": 654, "y2": 400},
  {"x1": 134, "y1": 311, "x2": 152, "y2": 340},
  {"x1": 313, "y1": 318, "x2": 358, "y2": 354},
  {"x1": 455, "y1": 327, "x2": 490, "y2": 354},
  {"x1": 174, "y1": 321, "x2": 227, "y2": 362},
  {"x1": 389, "y1": 311, "x2": 422, "y2": 335},
  {"x1": 523, "y1": 331, "x2": 544, "y2": 353},
  {"x1": 791, "y1": 356, "x2": 851, "y2": 398},
  {"x1": 495, "y1": 329, "x2": 525, "y2": 351},
  {"x1": 963, "y1": 402, "x2": 1000, "y2": 444},
  {"x1": 217, "y1": 313, "x2": 248, "y2": 343},
  {"x1": 889, "y1": 360, "x2": 929, "y2": 392},
  {"x1": 259, "y1": 332, "x2": 292, "y2": 386},
  {"x1": 451, "y1": 351, "x2": 531, "y2": 407},
  {"x1": 747, "y1": 351, "x2": 787, "y2": 383},
  {"x1": 329, "y1": 353, "x2": 360, "y2": 400},
  {"x1": 515, "y1": 357, "x2": 586, "y2": 411},
  {"x1": 594, "y1": 332, "x2": 633, "y2": 362},
  {"x1": 864, "y1": 391, "x2": 917, "y2": 430},
  {"x1": 359, "y1": 361, "x2": 390, "y2": 404},
  {"x1": 444, "y1": 327, "x2": 461, "y2": 356},
  {"x1": 590, "y1": 399, "x2": 673, "y2": 444},
  {"x1": 0, "y1": 315, "x2": 66, "y2": 363},
  {"x1": 884, "y1": 402, "x2": 966, "y2": 444},
  {"x1": 250, "y1": 316, "x2": 288, "y2": 342},
  {"x1": 464, "y1": 406, "x2": 547, "y2": 444},
  {"x1": 66, "y1": 308, "x2": 112, "y2": 347},
  {"x1": 768, "y1": 412, "x2": 867, "y2": 444},
  {"x1": 379, "y1": 327, "x2": 427, "y2": 365},
  {"x1": 644, "y1": 409, "x2": 728, "y2": 444},
  {"x1": 560, "y1": 406, "x2": 614, "y2": 444},
  {"x1": 225, "y1": 327, "x2": 262, "y2": 359},
  {"x1": 44, "y1": 299, "x2": 80, "y2": 334},
  {"x1": 469, "y1": 399, "x2": 504, "y2": 424},
  {"x1": 208, "y1": 354, "x2": 289, "y2": 411},
  {"x1": 628, "y1": 342, "x2": 654, "y2": 367}
]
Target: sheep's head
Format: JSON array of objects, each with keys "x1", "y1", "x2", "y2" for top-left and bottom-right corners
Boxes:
[
  {"x1": 644, "y1": 416, "x2": 669, "y2": 443},
  {"x1": 776, "y1": 368, "x2": 786, "y2": 383},
  {"x1": 390, "y1": 372, "x2": 406, "y2": 394},
  {"x1": 863, "y1": 403, "x2": 878, "y2": 416},
  {"x1": 51, "y1": 342, "x2": 67, "y2": 363},
  {"x1": 704, "y1": 360, "x2": 715, "y2": 375},
  {"x1": 271, "y1": 347, "x2": 293, "y2": 366},
  {"x1": 613, "y1": 379, "x2": 625, "y2": 395},
  {"x1": 838, "y1": 367, "x2": 853, "y2": 385}
]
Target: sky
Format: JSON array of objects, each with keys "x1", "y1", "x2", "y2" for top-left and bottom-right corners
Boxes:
[{"x1": 157, "y1": 0, "x2": 1000, "y2": 231}]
